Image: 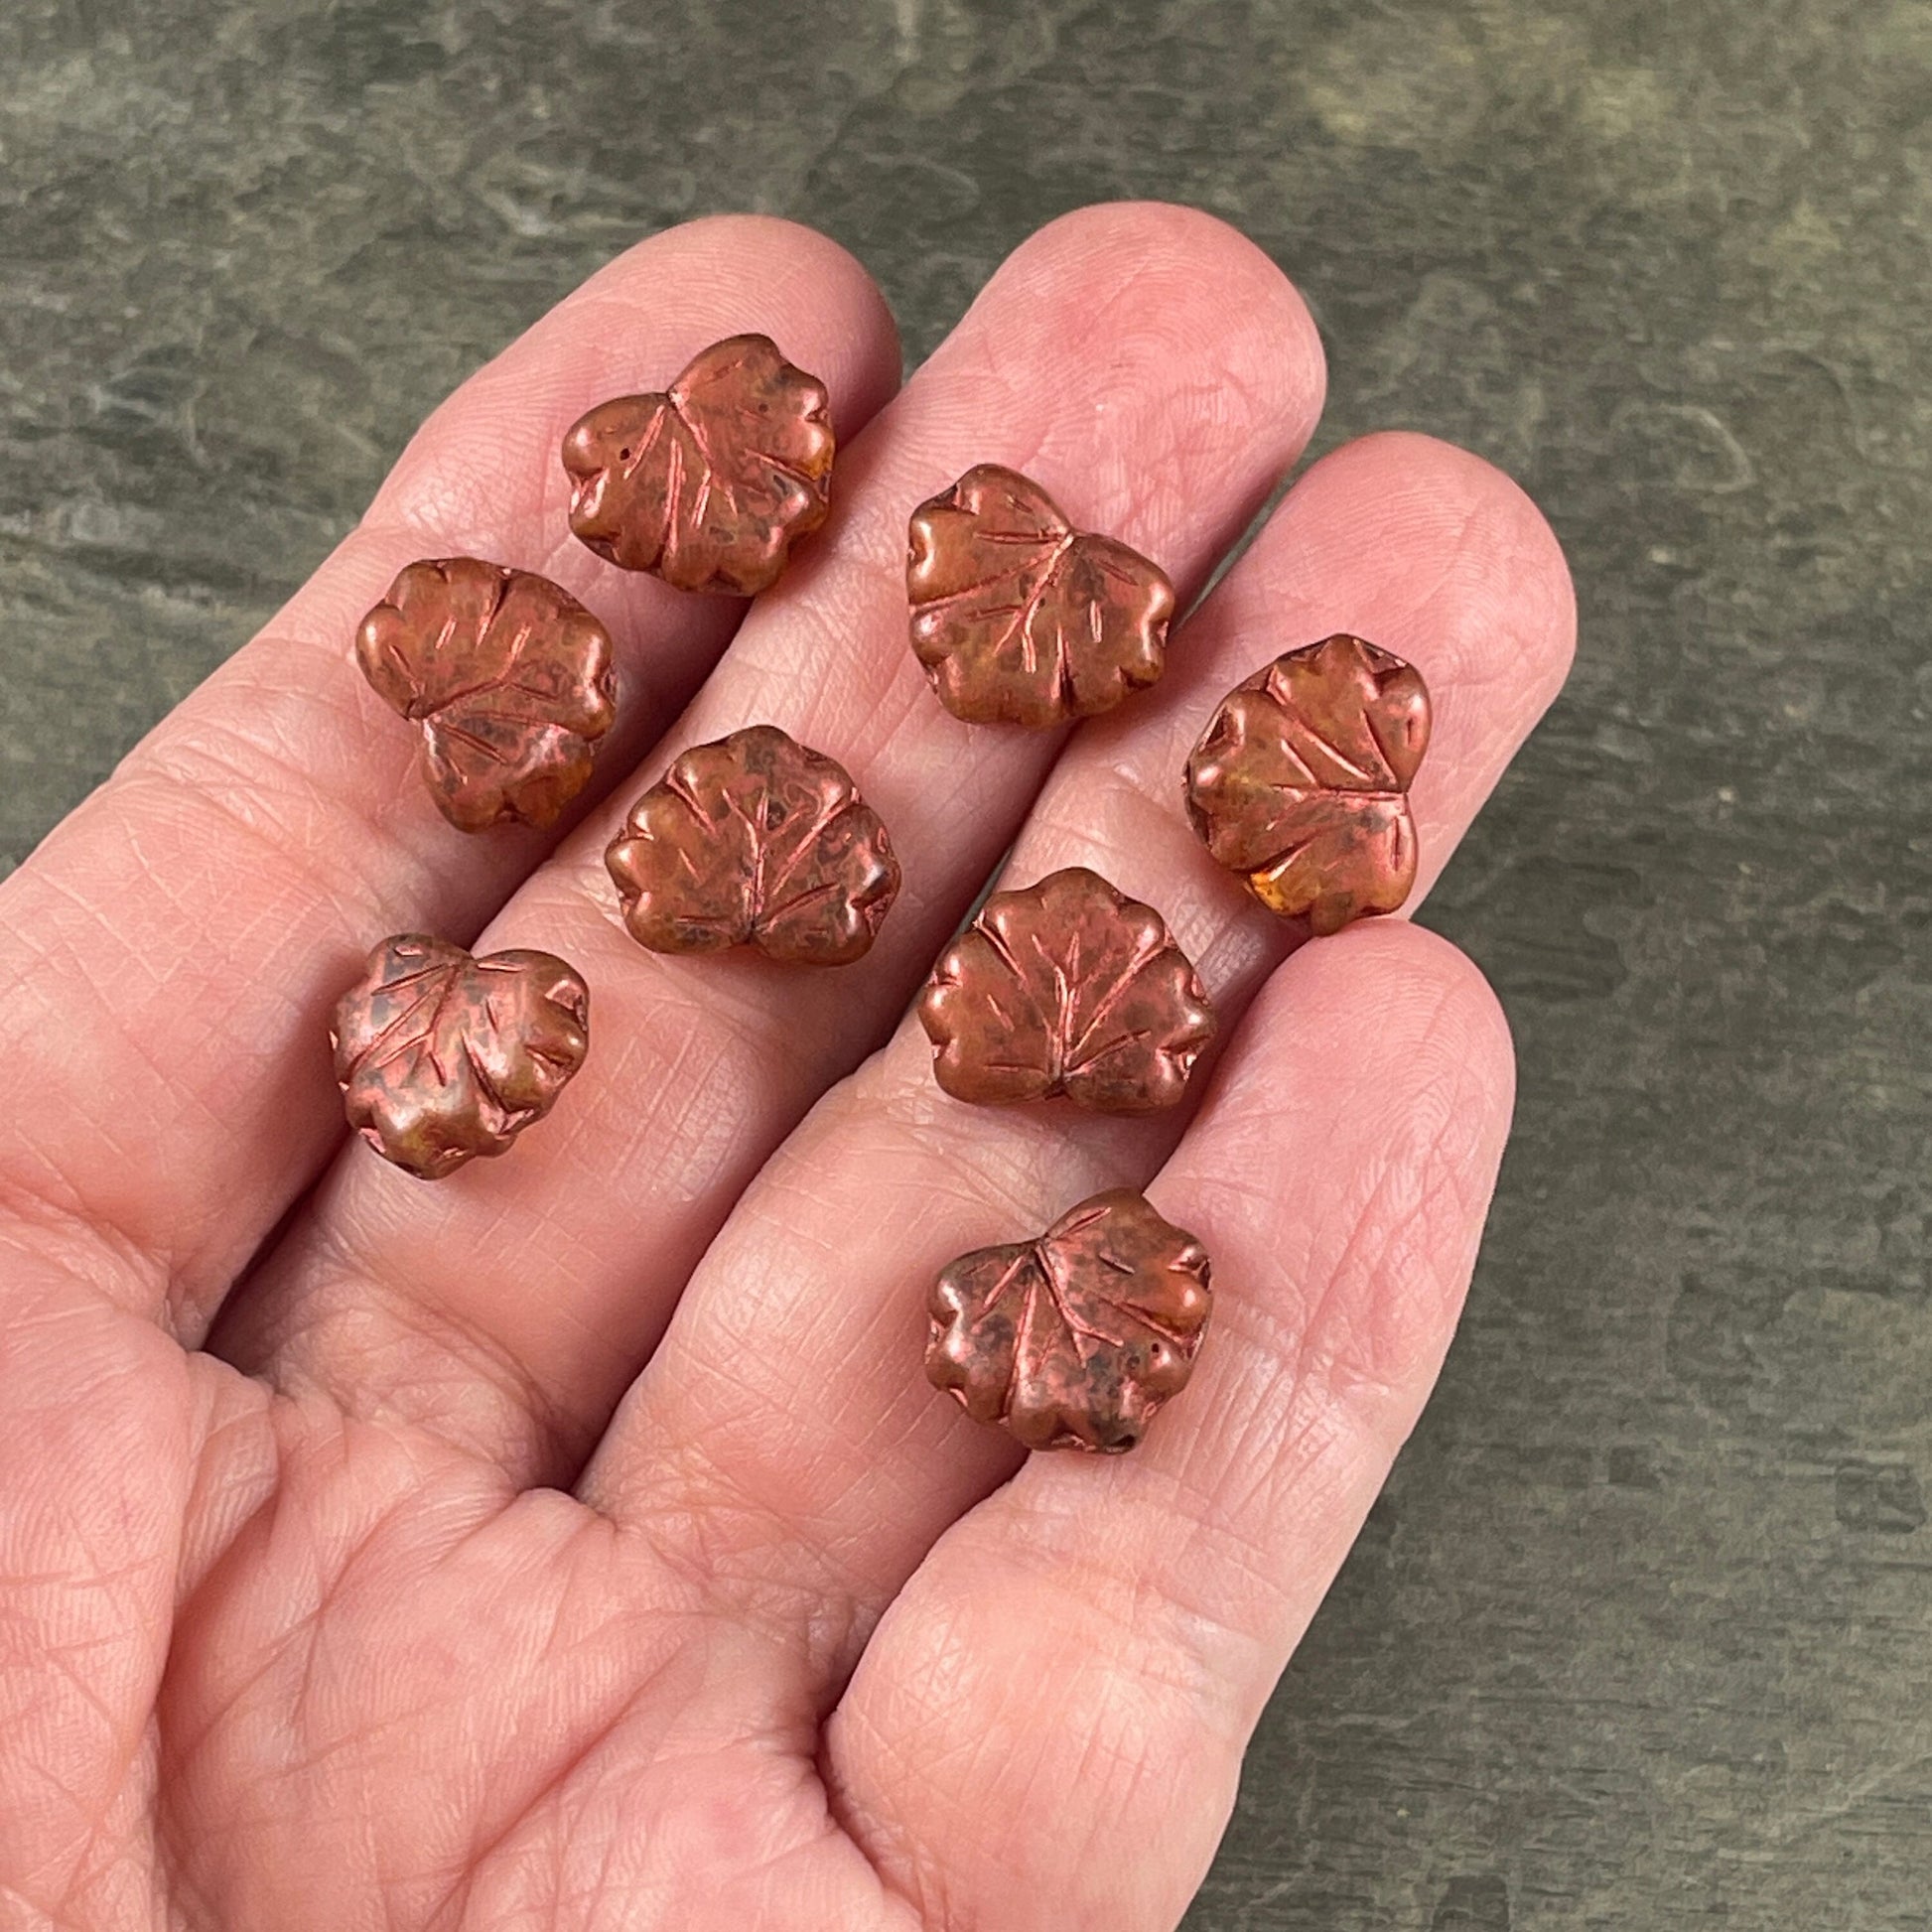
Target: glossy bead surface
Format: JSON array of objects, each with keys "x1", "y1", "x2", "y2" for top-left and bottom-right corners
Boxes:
[
  {"x1": 907, "y1": 463, "x2": 1174, "y2": 726},
  {"x1": 562, "y1": 334, "x2": 833, "y2": 595},
  {"x1": 1184, "y1": 632, "x2": 1432, "y2": 935},
  {"x1": 332, "y1": 935, "x2": 590, "y2": 1180},
  {"x1": 925, "y1": 1188, "x2": 1212, "y2": 1453},
  {"x1": 356, "y1": 558, "x2": 617, "y2": 832},
  {"x1": 918, "y1": 866, "x2": 1214, "y2": 1112},
  {"x1": 606, "y1": 724, "x2": 899, "y2": 965}
]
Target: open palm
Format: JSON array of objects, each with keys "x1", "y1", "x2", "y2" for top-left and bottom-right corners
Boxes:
[{"x1": 0, "y1": 207, "x2": 1573, "y2": 1930}]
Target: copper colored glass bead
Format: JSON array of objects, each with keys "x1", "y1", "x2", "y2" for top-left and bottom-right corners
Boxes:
[
  {"x1": 1184, "y1": 633, "x2": 1432, "y2": 935},
  {"x1": 331, "y1": 935, "x2": 590, "y2": 1180},
  {"x1": 355, "y1": 557, "x2": 618, "y2": 832},
  {"x1": 906, "y1": 463, "x2": 1175, "y2": 727},
  {"x1": 561, "y1": 334, "x2": 834, "y2": 595},
  {"x1": 925, "y1": 1188, "x2": 1212, "y2": 1453},
  {"x1": 606, "y1": 724, "x2": 899, "y2": 965},
  {"x1": 918, "y1": 866, "x2": 1214, "y2": 1113}
]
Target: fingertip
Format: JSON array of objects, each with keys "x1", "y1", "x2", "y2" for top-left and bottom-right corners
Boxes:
[
  {"x1": 1213, "y1": 915, "x2": 1516, "y2": 1157},
  {"x1": 558, "y1": 212, "x2": 902, "y2": 430},
  {"x1": 1284, "y1": 429, "x2": 1577, "y2": 709},
  {"x1": 368, "y1": 213, "x2": 903, "y2": 552},
  {"x1": 1008, "y1": 199, "x2": 1325, "y2": 405},
  {"x1": 942, "y1": 201, "x2": 1327, "y2": 590},
  {"x1": 1328, "y1": 913, "x2": 1514, "y2": 1070},
  {"x1": 645, "y1": 212, "x2": 904, "y2": 421}
]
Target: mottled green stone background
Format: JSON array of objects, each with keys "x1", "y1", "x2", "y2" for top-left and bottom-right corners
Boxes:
[{"x1": 3, "y1": 1, "x2": 1929, "y2": 1924}]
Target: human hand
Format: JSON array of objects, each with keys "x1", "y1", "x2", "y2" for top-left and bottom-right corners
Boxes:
[{"x1": 0, "y1": 206, "x2": 1572, "y2": 1930}]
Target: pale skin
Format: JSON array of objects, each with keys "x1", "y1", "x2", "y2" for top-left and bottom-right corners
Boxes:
[{"x1": 0, "y1": 206, "x2": 1575, "y2": 1930}]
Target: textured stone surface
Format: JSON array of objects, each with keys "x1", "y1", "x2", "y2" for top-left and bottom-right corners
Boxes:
[{"x1": 4, "y1": 1, "x2": 1928, "y2": 1924}]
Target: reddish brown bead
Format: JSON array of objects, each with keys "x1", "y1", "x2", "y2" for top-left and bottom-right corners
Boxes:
[
  {"x1": 561, "y1": 334, "x2": 834, "y2": 595},
  {"x1": 925, "y1": 1188, "x2": 1212, "y2": 1453},
  {"x1": 918, "y1": 867, "x2": 1214, "y2": 1113},
  {"x1": 355, "y1": 557, "x2": 617, "y2": 832},
  {"x1": 907, "y1": 463, "x2": 1175, "y2": 727},
  {"x1": 1184, "y1": 633, "x2": 1432, "y2": 935},
  {"x1": 332, "y1": 935, "x2": 590, "y2": 1180},
  {"x1": 605, "y1": 724, "x2": 899, "y2": 966}
]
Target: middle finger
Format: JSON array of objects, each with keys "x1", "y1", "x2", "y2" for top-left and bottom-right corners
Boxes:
[{"x1": 215, "y1": 203, "x2": 1326, "y2": 1486}]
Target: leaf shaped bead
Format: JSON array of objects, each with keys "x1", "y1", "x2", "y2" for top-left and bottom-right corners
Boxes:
[
  {"x1": 1184, "y1": 633, "x2": 1432, "y2": 936},
  {"x1": 562, "y1": 334, "x2": 834, "y2": 595},
  {"x1": 355, "y1": 557, "x2": 618, "y2": 832},
  {"x1": 605, "y1": 725, "x2": 900, "y2": 966},
  {"x1": 332, "y1": 935, "x2": 590, "y2": 1180},
  {"x1": 906, "y1": 464, "x2": 1175, "y2": 727},
  {"x1": 925, "y1": 1189, "x2": 1212, "y2": 1453},
  {"x1": 918, "y1": 867, "x2": 1214, "y2": 1113}
]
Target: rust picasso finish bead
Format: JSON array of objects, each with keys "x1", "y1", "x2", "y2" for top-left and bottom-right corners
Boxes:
[
  {"x1": 606, "y1": 724, "x2": 899, "y2": 965},
  {"x1": 562, "y1": 334, "x2": 834, "y2": 595},
  {"x1": 331, "y1": 935, "x2": 590, "y2": 1180},
  {"x1": 1184, "y1": 633, "x2": 1432, "y2": 936},
  {"x1": 925, "y1": 1188, "x2": 1212, "y2": 1453},
  {"x1": 906, "y1": 464, "x2": 1175, "y2": 727},
  {"x1": 355, "y1": 558, "x2": 617, "y2": 832},
  {"x1": 918, "y1": 866, "x2": 1214, "y2": 1113}
]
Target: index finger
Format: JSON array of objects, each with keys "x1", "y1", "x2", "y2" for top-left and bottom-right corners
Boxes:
[{"x1": 0, "y1": 215, "x2": 901, "y2": 1331}]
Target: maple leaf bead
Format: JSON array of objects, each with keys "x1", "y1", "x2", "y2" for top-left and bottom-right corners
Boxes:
[
  {"x1": 906, "y1": 464, "x2": 1175, "y2": 727},
  {"x1": 1184, "y1": 633, "x2": 1433, "y2": 937},
  {"x1": 355, "y1": 558, "x2": 618, "y2": 833},
  {"x1": 562, "y1": 334, "x2": 835, "y2": 596},
  {"x1": 918, "y1": 867, "x2": 1215, "y2": 1113},
  {"x1": 605, "y1": 724, "x2": 900, "y2": 966},
  {"x1": 331, "y1": 935, "x2": 590, "y2": 1180},
  {"x1": 925, "y1": 1189, "x2": 1213, "y2": 1453}
]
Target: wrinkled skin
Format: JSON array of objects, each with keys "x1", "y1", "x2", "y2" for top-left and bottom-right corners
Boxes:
[{"x1": 0, "y1": 208, "x2": 1574, "y2": 1931}]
